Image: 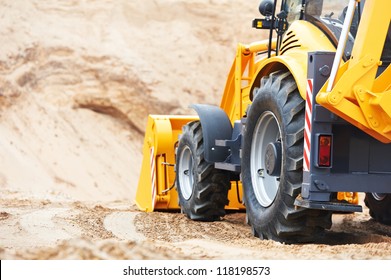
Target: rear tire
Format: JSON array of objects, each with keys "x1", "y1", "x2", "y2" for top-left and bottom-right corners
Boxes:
[
  {"x1": 364, "y1": 193, "x2": 391, "y2": 225},
  {"x1": 176, "y1": 121, "x2": 230, "y2": 220},
  {"x1": 242, "y1": 71, "x2": 332, "y2": 243}
]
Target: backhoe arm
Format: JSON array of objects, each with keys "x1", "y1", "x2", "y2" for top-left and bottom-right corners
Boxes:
[{"x1": 317, "y1": 0, "x2": 391, "y2": 143}]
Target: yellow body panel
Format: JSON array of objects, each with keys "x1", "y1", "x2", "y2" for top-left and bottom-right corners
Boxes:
[
  {"x1": 317, "y1": 0, "x2": 391, "y2": 143},
  {"x1": 251, "y1": 20, "x2": 336, "y2": 100},
  {"x1": 219, "y1": 20, "x2": 336, "y2": 122},
  {"x1": 337, "y1": 192, "x2": 359, "y2": 205}
]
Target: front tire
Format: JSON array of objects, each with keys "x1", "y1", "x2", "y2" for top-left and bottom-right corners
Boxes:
[
  {"x1": 242, "y1": 71, "x2": 332, "y2": 243},
  {"x1": 176, "y1": 121, "x2": 230, "y2": 221}
]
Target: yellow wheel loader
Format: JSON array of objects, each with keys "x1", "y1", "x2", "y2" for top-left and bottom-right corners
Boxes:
[{"x1": 136, "y1": 0, "x2": 391, "y2": 243}]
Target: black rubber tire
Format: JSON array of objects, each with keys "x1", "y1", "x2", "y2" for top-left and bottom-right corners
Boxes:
[
  {"x1": 176, "y1": 121, "x2": 230, "y2": 221},
  {"x1": 242, "y1": 71, "x2": 332, "y2": 243},
  {"x1": 364, "y1": 193, "x2": 391, "y2": 225}
]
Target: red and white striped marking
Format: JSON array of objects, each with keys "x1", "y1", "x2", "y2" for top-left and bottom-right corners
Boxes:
[
  {"x1": 303, "y1": 79, "x2": 313, "y2": 172},
  {"x1": 150, "y1": 147, "x2": 156, "y2": 208}
]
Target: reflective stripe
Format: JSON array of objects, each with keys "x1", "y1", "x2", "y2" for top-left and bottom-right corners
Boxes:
[
  {"x1": 303, "y1": 79, "x2": 313, "y2": 171},
  {"x1": 150, "y1": 147, "x2": 156, "y2": 208}
]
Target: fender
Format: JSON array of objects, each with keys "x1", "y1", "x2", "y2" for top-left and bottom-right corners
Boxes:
[
  {"x1": 190, "y1": 104, "x2": 232, "y2": 163},
  {"x1": 251, "y1": 55, "x2": 308, "y2": 99},
  {"x1": 250, "y1": 20, "x2": 336, "y2": 100}
]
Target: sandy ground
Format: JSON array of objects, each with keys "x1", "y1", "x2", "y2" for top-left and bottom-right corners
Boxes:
[{"x1": 0, "y1": 0, "x2": 391, "y2": 260}]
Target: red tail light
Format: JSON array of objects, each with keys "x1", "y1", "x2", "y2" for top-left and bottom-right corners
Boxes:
[{"x1": 318, "y1": 135, "x2": 332, "y2": 167}]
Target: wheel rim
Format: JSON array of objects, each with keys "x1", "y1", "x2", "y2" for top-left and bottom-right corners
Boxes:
[
  {"x1": 178, "y1": 146, "x2": 194, "y2": 200},
  {"x1": 372, "y1": 193, "x2": 386, "y2": 201},
  {"x1": 251, "y1": 111, "x2": 281, "y2": 207}
]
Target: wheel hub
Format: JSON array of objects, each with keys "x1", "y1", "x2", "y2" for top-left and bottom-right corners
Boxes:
[
  {"x1": 178, "y1": 146, "x2": 194, "y2": 200},
  {"x1": 265, "y1": 142, "x2": 282, "y2": 177},
  {"x1": 250, "y1": 111, "x2": 281, "y2": 207}
]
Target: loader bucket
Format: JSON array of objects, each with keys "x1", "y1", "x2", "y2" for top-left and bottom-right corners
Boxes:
[
  {"x1": 135, "y1": 115, "x2": 198, "y2": 212},
  {"x1": 136, "y1": 115, "x2": 245, "y2": 212}
]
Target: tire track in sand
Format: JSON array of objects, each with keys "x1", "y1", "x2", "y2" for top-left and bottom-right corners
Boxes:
[{"x1": 104, "y1": 211, "x2": 145, "y2": 242}]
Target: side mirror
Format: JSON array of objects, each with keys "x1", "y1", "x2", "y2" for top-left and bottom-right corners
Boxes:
[{"x1": 259, "y1": 0, "x2": 274, "y2": 17}]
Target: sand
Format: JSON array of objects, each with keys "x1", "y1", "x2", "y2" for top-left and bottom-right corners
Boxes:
[{"x1": 0, "y1": 0, "x2": 390, "y2": 260}]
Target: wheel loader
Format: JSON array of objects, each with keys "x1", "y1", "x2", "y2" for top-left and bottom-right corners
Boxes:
[{"x1": 136, "y1": 0, "x2": 391, "y2": 243}]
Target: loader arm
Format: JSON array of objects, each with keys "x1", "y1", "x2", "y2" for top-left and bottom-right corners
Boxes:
[
  {"x1": 317, "y1": 0, "x2": 391, "y2": 143},
  {"x1": 220, "y1": 39, "x2": 276, "y2": 122}
]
